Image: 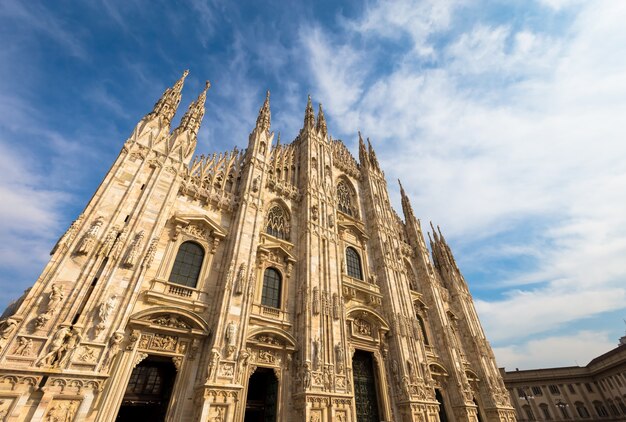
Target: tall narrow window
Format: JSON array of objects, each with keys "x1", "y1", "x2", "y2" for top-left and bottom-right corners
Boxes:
[
  {"x1": 265, "y1": 204, "x2": 289, "y2": 240},
  {"x1": 346, "y1": 247, "x2": 363, "y2": 280},
  {"x1": 168, "y1": 241, "x2": 204, "y2": 288},
  {"x1": 261, "y1": 268, "x2": 282, "y2": 309}
]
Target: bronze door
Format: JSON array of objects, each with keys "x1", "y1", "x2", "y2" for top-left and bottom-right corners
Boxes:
[{"x1": 352, "y1": 351, "x2": 380, "y2": 422}]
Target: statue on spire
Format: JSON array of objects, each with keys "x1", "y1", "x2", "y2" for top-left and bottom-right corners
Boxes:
[
  {"x1": 176, "y1": 81, "x2": 210, "y2": 137},
  {"x1": 316, "y1": 103, "x2": 327, "y2": 137},
  {"x1": 255, "y1": 90, "x2": 271, "y2": 133},
  {"x1": 147, "y1": 70, "x2": 189, "y2": 126},
  {"x1": 303, "y1": 95, "x2": 316, "y2": 131}
]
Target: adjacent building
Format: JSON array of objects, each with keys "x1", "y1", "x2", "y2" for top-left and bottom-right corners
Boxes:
[
  {"x1": 503, "y1": 339, "x2": 626, "y2": 421},
  {"x1": 0, "y1": 71, "x2": 516, "y2": 421}
]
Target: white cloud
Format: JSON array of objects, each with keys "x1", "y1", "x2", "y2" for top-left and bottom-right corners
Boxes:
[
  {"x1": 302, "y1": 0, "x2": 626, "y2": 367},
  {"x1": 494, "y1": 330, "x2": 617, "y2": 370}
]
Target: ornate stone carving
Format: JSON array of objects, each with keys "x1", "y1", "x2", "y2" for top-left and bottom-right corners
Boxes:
[
  {"x1": 172, "y1": 356, "x2": 183, "y2": 372},
  {"x1": 258, "y1": 349, "x2": 276, "y2": 364},
  {"x1": 353, "y1": 318, "x2": 372, "y2": 336},
  {"x1": 36, "y1": 283, "x2": 64, "y2": 328},
  {"x1": 37, "y1": 326, "x2": 81, "y2": 368},
  {"x1": 95, "y1": 295, "x2": 117, "y2": 335},
  {"x1": 75, "y1": 216, "x2": 103, "y2": 255},
  {"x1": 50, "y1": 214, "x2": 83, "y2": 255},
  {"x1": 44, "y1": 399, "x2": 79, "y2": 422},
  {"x1": 134, "y1": 352, "x2": 148, "y2": 367},
  {"x1": 122, "y1": 230, "x2": 144, "y2": 268},
  {"x1": 142, "y1": 238, "x2": 158, "y2": 268},
  {"x1": 78, "y1": 346, "x2": 97, "y2": 363},
  {"x1": 225, "y1": 321, "x2": 237, "y2": 356},
  {"x1": 206, "y1": 349, "x2": 221, "y2": 382},
  {"x1": 150, "y1": 334, "x2": 177, "y2": 351},
  {"x1": 234, "y1": 263, "x2": 246, "y2": 295},
  {"x1": 101, "y1": 332, "x2": 124, "y2": 371},
  {"x1": 0, "y1": 318, "x2": 18, "y2": 350},
  {"x1": 237, "y1": 348, "x2": 251, "y2": 382},
  {"x1": 150, "y1": 314, "x2": 190, "y2": 329},
  {"x1": 98, "y1": 225, "x2": 119, "y2": 257},
  {"x1": 12, "y1": 336, "x2": 33, "y2": 356}
]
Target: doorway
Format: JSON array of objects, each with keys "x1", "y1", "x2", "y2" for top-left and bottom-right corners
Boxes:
[
  {"x1": 352, "y1": 350, "x2": 381, "y2": 422},
  {"x1": 244, "y1": 367, "x2": 278, "y2": 422},
  {"x1": 116, "y1": 355, "x2": 177, "y2": 422},
  {"x1": 435, "y1": 389, "x2": 449, "y2": 422}
]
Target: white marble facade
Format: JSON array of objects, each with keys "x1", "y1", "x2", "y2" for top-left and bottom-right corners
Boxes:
[{"x1": 0, "y1": 72, "x2": 516, "y2": 421}]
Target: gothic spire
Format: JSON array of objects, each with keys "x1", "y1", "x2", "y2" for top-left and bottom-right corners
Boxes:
[
  {"x1": 367, "y1": 137, "x2": 381, "y2": 170},
  {"x1": 358, "y1": 131, "x2": 368, "y2": 166},
  {"x1": 255, "y1": 90, "x2": 271, "y2": 133},
  {"x1": 147, "y1": 69, "x2": 189, "y2": 125},
  {"x1": 303, "y1": 95, "x2": 316, "y2": 131},
  {"x1": 398, "y1": 179, "x2": 415, "y2": 221},
  {"x1": 316, "y1": 103, "x2": 327, "y2": 137},
  {"x1": 176, "y1": 81, "x2": 210, "y2": 136}
]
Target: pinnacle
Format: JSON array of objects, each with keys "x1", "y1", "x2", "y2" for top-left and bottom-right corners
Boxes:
[{"x1": 255, "y1": 89, "x2": 271, "y2": 132}]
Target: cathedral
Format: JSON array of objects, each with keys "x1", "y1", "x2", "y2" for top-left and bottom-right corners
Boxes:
[{"x1": 0, "y1": 71, "x2": 516, "y2": 422}]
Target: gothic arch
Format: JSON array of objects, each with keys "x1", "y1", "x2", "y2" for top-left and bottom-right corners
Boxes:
[
  {"x1": 346, "y1": 306, "x2": 390, "y2": 332},
  {"x1": 264, "y1": 200, "x2": 291, "y2": 241},
  {"x1": 429, "y1": 362, "x2": 449, "y2": 377},
  {"x1": 336, "y1": 176, "x2": 359, "y2": 218},
  {"x1": 129, "y1": 306, "x2": 210, "y2": 334}
]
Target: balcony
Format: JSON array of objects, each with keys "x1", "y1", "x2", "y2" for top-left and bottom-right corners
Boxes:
[{"x1": 144, "y1": 278, "x2": 208, "y2": 312}]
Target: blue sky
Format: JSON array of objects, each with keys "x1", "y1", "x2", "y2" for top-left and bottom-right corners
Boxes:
[{"x1": 1, "y1": 0, "x2": 625, "y2": 370}]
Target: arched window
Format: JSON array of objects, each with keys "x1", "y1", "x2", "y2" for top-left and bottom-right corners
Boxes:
[
  {"x1": 539, "y1": 404, "x2": 552, "y2": 420},
  {"x1": 265, "y1": 204, "x2": 290, "y2": 240},
  {"x1": 523, "y1": 405, "x2": 535, "y2": 421},
  {"x1": 346, "y1": 247, "x2": 363, "y2": 280},
  {"x1": 261, "y1": 267, "x2": 282, "y2": 309},
  {"x1": 576, "y1": 402, "x2": 590, "y2": 418},
  {"x1": 168, "y1": 241, "x2": 204, "y2": 288},
  {"x1": 337, "y1": 180, "x2": 356, "y2": 217}
]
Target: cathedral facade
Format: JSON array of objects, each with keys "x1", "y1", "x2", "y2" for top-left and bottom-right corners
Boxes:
[{"x1": 0, "y1": 71, "x2": 516, "y2": 422}]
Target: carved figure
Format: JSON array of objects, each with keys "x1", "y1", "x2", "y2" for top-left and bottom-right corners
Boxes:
[
  {"x1": 225, "y1": 321, "x2": 237, "y2": 356},
  {"x1": 59, "y1": 326, "x2": 82, "y2": 366},
  {"x1": 76, "y1": 216, "x2": 103, "y2": 255},
  {"x1": 237, "y1": 348, "x2": 251, "y2": 381},
  {"x1": 234, "y1": 263, "x2": 246, "y2": 295},
  {"x1": 312, "y1": 337, "x2": 321, "y2": 369},
  {"x1": 97, "y1": 295, "x2": 117, "y2": 329},
  {"x1": 45, "y1": 400, "x2": 78, "y2": 422},
  {"x1": 37, "y1": 325, "x2": 71, "y2": 367},
  {"x1": 207, "y1": 349, "x2": 220, "y2": 382},
  {"x1": 303, "y1": 363, "x2": 311, "y2": 389},
  {"x1": 101, "y1": 332, "x2": 124, "y2": 371},
  {"x1": 0, "y1": 318, "x2": 18, "y2": 350},
  {"x1": 13, "y1": 337, "x2": 33, "y2": 356}
]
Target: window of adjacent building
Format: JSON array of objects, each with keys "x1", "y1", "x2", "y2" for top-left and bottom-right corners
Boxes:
[
  {"x1": 568, "y1": 384, "x2": 576, "y2": 394},
  {"x1": 265, "y1": 204, "x2": 289, "y2": 240},
  {"x1": 617, "y1": 399, "x2": 626, "y2": 414},
  {"x1": 261, "y1": 267, "x2": 282, "y2": 309},
  {"x1": 559, "y1": 406, "x2": 571, "y2": 419},
  {"x1": 576, "y1": 402, "x2": 590, "y2": 418},
  {"x1": 608, "y1": 401, "x2": 619, "y2": 416},
  {"x1": 607, "y1": 378, "x2": 615, "y2": 389},
  {"x1": 346, "y1": 247, "x2": 363, "y2": 280},
  {"x1": 523, "y1": 405, "x2": 535, "y2": 421},
  {"x1": 168, "y1": 241, "x2": 204, "y2": 288},
  {"x1": 594, "y1": 402, "x2": 609, "y2": 417},
  {"x1": 540, "y1": 404, "x2": 552, "y2": 420},
  {"x1": 549, "y1": 384, "x2": 560, "y2": 395},
  {"x1": 337, "y1": 180, "x2": 356, "y2": 217},
  {"x1": 615, "y1": 375, "x2": 622, "y2": 387},
  {"x1": 585, "y1": 383, "x2": 593, "y2": 393},
  {"x1": 532, "y1": 386, "x2": 543, "y2": 396}
]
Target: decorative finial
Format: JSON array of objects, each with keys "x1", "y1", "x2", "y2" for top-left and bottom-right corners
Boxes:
[{"x1": 255, "y1": 89, "x2": 271, "y2": 132}]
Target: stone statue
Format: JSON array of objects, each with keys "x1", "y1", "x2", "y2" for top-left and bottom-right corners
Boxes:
[
  {"x1": 303, "y1": 363, "x2": 312, "y2": 389},
  {"x1": 0, "y1": 318, "x2": 18, "y2": 350},
  {"x1": 96, "y1": 295, "x2": 117, "y2": 334},
  {"x1": 101, "y1": 332, "x2": 124, "y2": 371},
  {"x1": 237, "y1": 348, "x2": 251, "y2": 382},
  {"x1": 37, "y1": 325, "x2": 71, "y2": 367},
  {"x1": 206, "y1": 349, "x2": 220, "y2": 382},
  {"x1": 59, "y1": 326, "x2": 82, "y2": 366},
  {"x1": 13, "y1": 337, "x2": 33, "y2": 356},
  {"x1": 76, "y1": 216, "x2": 103, "y2": 255},
  {"x1": 225, "y1": 321, "x2": 237, "y2": 356}
]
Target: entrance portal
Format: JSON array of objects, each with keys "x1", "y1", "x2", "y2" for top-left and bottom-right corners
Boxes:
[
  {"x1": 435, "y1": 389, "x2": 449, "y2": 422},
  {"x1": 244, "y1": 367, "x2": 278, "y2": 422},
  {"x1": 352, "y1": 350, "x2": 381, "y2": 422},
  {"x1": 116, "y1": 355, "x2": 177, "y2": 422}
]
